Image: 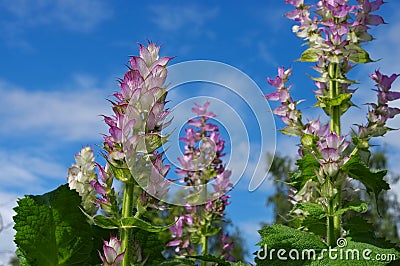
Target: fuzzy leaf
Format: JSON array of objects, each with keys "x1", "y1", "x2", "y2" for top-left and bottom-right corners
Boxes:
[
  {"x1": 13, "y1": 184, "x2": 104, "y2": 265},
  {"x1": 333, "y1": 200, "x2": 368, "y2": 216},
  {"x1": 154, "y1": 258, "x2": 194, "y2": 266},
  {"x1": 299, "y1": 48, "x2": 321, "y2": 62},
  {"x1": 133, "y1": 228, "x2": 166, "y2": 265},
  {"x1": 107, "y1": 159, "x2": 133, "y2": 183},
  {"x1": 293, "y1": 203, "x2": 327, "y2": 237},
  {"x1": 136, "y1": 133, "x2": 168, "y2": 154},
  {"x1": 280, "y1": 125, "x2": 303, "y2": 136},
  {"x1": 347, "y1": 44, "x2": 374, "y2": 63},
  {"x1": 316, "y1": 93, "x2": 355, "y2": 117},
  {"x1": 290, "y1": 154, "x2": 320, "y2": 191},
  {"x1": 189, "y1": 254, "x2": 231, "y2": 266},
  {"x1": 256, "y1": 224, "x2": 326, "y2": 265},
  {"x1": 341, "y1": 156, "x2": 389, "y2": 201},
  {"x1": 294, "y1": 203, "x2": 326, "y2": 219},
  {"x1": 344, "y1": 216, "x2": 398, "y2": 249},
  {"x1": 93, "y1": 215, "x2": 120, "y2": 229},
  {"x1": 317, "y1": 93, "x2": 352, "y2": 108},
  {"x1": 93, "y1": 214, "x2": 175, "y2": 232},
  {"x1": 121, "y1": 217, "x2": 175, "y2": 232}
]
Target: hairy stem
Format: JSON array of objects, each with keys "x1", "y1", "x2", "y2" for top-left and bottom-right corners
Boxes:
[
  {"x1": 201, "y1": 234, "x2": 208, "y2": 257},
  {"x1": 327, "y1": 62, "x2": 341, "y2": 246},
  {"x1": 201, "y1": 169, "x2": 209, "y2": 265},
  {"x1": 329, "y1": 63, "x2": 341, "y2": 135},
  {"x1": 121, "y1": 182, "x2": 134, "y2": 266},
  {"x1": 327, "y1": 198, "x2": 335, "y2": 247}
]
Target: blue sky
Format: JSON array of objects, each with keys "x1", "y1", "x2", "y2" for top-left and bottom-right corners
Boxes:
[{"x1": 1, "y1": 0, "x2": 400, "y2": 264}]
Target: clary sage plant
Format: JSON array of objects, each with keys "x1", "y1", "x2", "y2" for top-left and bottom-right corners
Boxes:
[
  {"x1": 13, "y1": 43, "x2": 241, "y2": 266},
  {"x1": 12, "y1": 1, "x2": 400, "y2": 265},
  {"x1": 258, "y1": 0, "x2": 400, "y2": 265}
]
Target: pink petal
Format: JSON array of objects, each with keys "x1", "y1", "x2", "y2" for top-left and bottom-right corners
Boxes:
[{"x1": 103, "y1": 246, "x2": 117, "y2": 263}]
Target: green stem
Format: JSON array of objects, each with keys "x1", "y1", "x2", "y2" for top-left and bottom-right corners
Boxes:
[
  {"x1": 121, "y1": 183, "x2": 134, "y2": 266},
  {"x1": 350, "y1": 147, "x2": 359, "y2": 158},
  {"x1": 201, "y1": 235, "x2": 208, "y2": 257},
  {"x1": 327, "y1": 196, "x2": 341, "y2": 247},
  {"x1": 327, "y1": 62, "x2": 341, "y2": 246},
  {"x1": 327, "y1": 199, "x2": 335, "y2": 247},
  {"x1": 200, "y1": 169, "x2": 208, "y2": 265},
  {"x1": 329, "y1": 63, "x2": 341, "y2": 135}
]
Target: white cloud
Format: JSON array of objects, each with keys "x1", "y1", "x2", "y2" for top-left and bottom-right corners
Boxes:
[
  {"x1": 148, "y1": 4, "x2": 218, "y2": 32},
  {"x1": 0, "y1": 0, "x2": 113, "y2": 32},
  {"x1": 0, "y1": 75, "x2": 109, "y2": 142},
  {"x1": 0, "y1": 150, "x2": 66, "y2": 193},
  {"x1": 0, "y1": 192, "x2": 18, "y2": 265},
  {"x1": 0, "y1": 153, "x2": 69, "y2": 264}
]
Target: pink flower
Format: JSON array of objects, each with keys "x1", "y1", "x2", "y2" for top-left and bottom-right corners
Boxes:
[
  {"x1": 191, "y1": 102, "x2": 216, "y2": 117},
  {"x1": 99, "y1": 236, "x2": 125, "y2": 266}
]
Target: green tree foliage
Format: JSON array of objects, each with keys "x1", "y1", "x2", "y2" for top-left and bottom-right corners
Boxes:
[{"x1": 265, "y1": 153, "x2": 295, "y2": 226}]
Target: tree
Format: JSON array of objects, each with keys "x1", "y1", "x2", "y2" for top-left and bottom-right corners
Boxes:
[{"x1": 265, "y1": 153, "x2": 294, "y2": 226}]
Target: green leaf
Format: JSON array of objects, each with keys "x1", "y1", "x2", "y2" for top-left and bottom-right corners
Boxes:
[
  {"x1": 257, "y1": 224, "x2": 327, "y2": 249},
  {"x1": 16, "y1": 248, "x2": 28, "y2": 266},
  {"x1": 153, "y1": 258, "x2": 194, "y2": 266},
  {"x1": 317, "y1": 93, "x2": 352, "y2": 107},
  {"x1": 299, "y1": 48, "x2": 321, "y2": 62},
  {"x1": 188, "y1": 255, "x2": 248, "y2": 265},
  {"x1": 106, "y1": 158, "x2": 133, "y2": 183},
  {"x1": 133, "y1": 228, "x2": 166, "y2": 265},
  {"x1": 316, "y1": 93, "x2": 355, "y2": 116},
  {"x1": 290, "y1": 154, "x2": 320, "y2": 191},
  {"x1": 256, "y1": 224, "x2": 326, "y2": 265},
  {"x1": 92, "y1": 214, "x2": 175, "y2": 232},
  {"x1": 121, "y1": 217, "x2": 175, "y2": 232},
  {"x1": 341, "y1": 156, "x2": 389, "y2": 201},
  {"x1": 292, "y1": 203, "x2": 327, "y2": 237},
  {"x1": 136, "y1": 133, "x2": 168, "y2": 154},
  {"x1": 203, "y1": 226, "x2": 221, "y2": 237},
  {"x1": 13, "y1": 184, "x2": 104, "y2": 265},
  {"x1": 293, "y1": 203, "x2": 326, "y2": 219},
  {"x1": 334, "y1": 77, "x2": 358, "y2": 84},
  {"x1": 300, "y1": 134, "x2": 316, "y2": 147},
  {"x1": 333, "y1": 200, "x2": 368, "y2": 216},
  {"x1": 347, "y1": 44, "x2": 374, "y2": 63},
  {"x1": 344, "y1": 216, "x2": 399, "y2": 249},
  {"x1": 280, "y1": 125, "x2": 303, "y2": 136},
  {"x1": 189, "y1": 254, "x2": 231, "y2": 266},
  {"x1": 93, "y1": 215, "x2": 120, "y2": 229}
]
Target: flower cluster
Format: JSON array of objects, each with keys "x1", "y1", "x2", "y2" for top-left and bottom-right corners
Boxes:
[
  {"x1": 357, "y1": 70, "x2": 400, "y2": 143},
  {"x1": 265, "y1": 67, "x2": 304, "y2": 136},
  {"x1": 100, "y1": 42, "x2": 172, "y2": 205},
  {"x1": 99, "y1": 236, "x2": 125, "y2": 266},
  {"x1": 221, "y1": 233, "x2": 235, "y2": 262},
  {"x1": 89, "y1": 163, "x2": 116, "y2": 215},
  {"x1": 67, "y1": 146, "x2": 98, "y2": 215},
  {"x1": 167, "y1": 102, "x2": 235, "y2": 261},
  {"x1": 177, "y1": 102, "x2": 231, "y2": 194},
  {"x1": 285, "y1": 0, "x2": 386, "y2": 117},
  {"x1": 103, "y1": 43, "x2": 172, "y2": 158},
  {"x1": 167, "y1": 211, "x2": 195, "y2": 254},
  {"x1": 286, "y1": 0, "x2": 385, "y2": 57},
  {"x1": 67, "y1": 147, "x2": 117, "y2": 216},
  {"x1": 315, "y1": 132, "x2": 350, "y2": 178}
]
